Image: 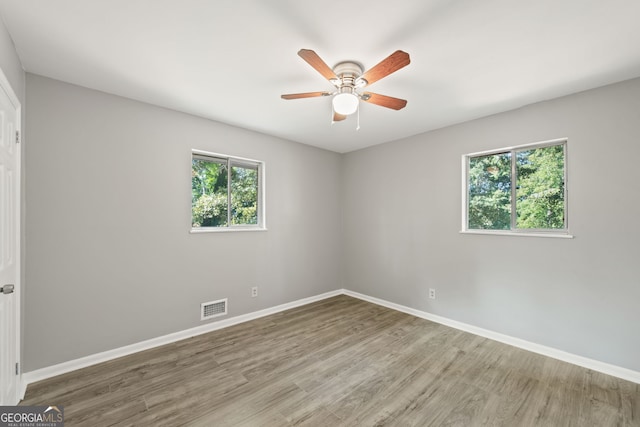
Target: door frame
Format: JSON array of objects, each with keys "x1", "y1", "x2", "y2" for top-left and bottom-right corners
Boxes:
[{"x1": 0, "y1": 65, "x2": 22, "y2": 404}]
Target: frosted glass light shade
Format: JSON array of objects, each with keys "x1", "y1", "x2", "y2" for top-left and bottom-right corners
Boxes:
[{"x1": 332, "y1": 93, "x2": 359, "y2": 115}]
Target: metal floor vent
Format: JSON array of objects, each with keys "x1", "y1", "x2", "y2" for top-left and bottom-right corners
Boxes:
[{"x1": 201, "y1": 298, "x2": 227, "y2": 321}]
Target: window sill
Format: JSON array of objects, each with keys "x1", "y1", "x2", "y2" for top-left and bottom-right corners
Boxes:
[
  {"x1": 460, "y1": 230, "x2": 573, "y2": 239},
  {"x1": 190, "y1": 227, "x2": 268, "y2": 234}
]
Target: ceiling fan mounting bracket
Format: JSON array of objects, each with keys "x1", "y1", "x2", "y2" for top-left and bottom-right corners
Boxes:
[{"x1": 333, "y1": 61, "x2": 363, "y2": 78}]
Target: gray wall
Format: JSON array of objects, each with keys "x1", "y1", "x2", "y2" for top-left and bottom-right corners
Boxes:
[
  {"x1": 23, "y1": 70, "x2": 640, "y2": 374},
  {"x1": 24, "y1": 74, "x2": 343, "y2": 371},
  {"x1": 343, "y1": 77, "x2": 640, "y2": 372}
]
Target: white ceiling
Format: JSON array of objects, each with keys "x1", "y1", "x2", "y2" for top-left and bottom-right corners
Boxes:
[{"x1": 1, "y1": 0, "x2": 639, "y2": 153}]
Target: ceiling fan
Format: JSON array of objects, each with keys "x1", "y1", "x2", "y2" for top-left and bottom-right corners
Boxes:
[{"x1": 281, "y1": 49, "x2": 410, "y2": 123}]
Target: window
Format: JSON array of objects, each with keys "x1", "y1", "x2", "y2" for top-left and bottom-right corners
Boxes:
[
  {"x1": 191, "y1": 150, "x2": 265, "y2": 231},
  {"x1": 463, "y1": 138, "x2": 568, "y2": 236}
]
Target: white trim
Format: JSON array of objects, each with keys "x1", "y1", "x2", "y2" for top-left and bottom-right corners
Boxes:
[
  {"x1": 191, "y1": 149, "x2": 262, "y2": 166},
  {"x1": 343, "y1": 289, "x2": 640, "y2": 385},
  {"x1": 465, "y1": 137, "x2": 568, "y2": 158},
  {"x1": 21, "y1": 288, "x2": 640, "y2": 396},
  {"x1": 459, "y1": 230, "x2": 574, "y2": 239},
  {"x1": 190, "y1": 227, "x2": 267, "y2": 234},
  {"x1": 21, "y1": 289, "x2": 342, "y2": 392},
  {"x1": 0, "y1": 65, "x2": 22, "y2": 405},
  {"x1": 461, "y1": 154, "x2": 468, "y2": 232}
]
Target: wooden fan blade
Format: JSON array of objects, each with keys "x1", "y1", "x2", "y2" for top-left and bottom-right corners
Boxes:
[
  {"x1": 362, "y1": 92, "x2": 408, "y2": 110},
  {"x1": 361, "y1": 50, "x2": 410, "y2": 86},
  {"x1": 298, "y1": 49, "x2": 338, "y2": 81},
  {"x1": 333, "y1": 111, "x2": 347, "y2": 122},
  {"x1": 281, "y1": 91, "x2": 331, "y2": 100}
]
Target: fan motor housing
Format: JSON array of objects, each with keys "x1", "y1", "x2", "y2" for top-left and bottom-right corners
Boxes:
[{"x1": 333, "y1": 61, "x2": 367, "y2": 89}]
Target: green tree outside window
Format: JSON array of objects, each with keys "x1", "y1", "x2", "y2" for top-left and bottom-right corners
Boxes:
[
  {"x1": 466, "y1": 141, "x2": 566, "y2": 231},
  {"x1": 192, "y1": 155, "x2": 260, "y2": 228}
]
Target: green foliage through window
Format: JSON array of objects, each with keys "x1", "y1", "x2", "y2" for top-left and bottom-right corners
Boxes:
[
  {"x1": 466, "y1": 140, "x2": 566, "y2": 232},
  {"x1": 468, "y1": 152, "x2": 512, "y2": 229},
  {"x1": 192, "y1": 153, "x2": 261, "y2": 228},
  {"x1": 230, "y1": 165, "x2": 258, "y2": 225}
]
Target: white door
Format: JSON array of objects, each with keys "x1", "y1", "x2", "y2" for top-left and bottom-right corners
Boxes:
[{"x1": 0, "y1": 72, "x2": 20, "y2": 406}]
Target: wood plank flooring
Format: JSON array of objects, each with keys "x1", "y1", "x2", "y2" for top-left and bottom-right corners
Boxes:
[{"x1": 21, "y1": 295, "x2": 639, "y2": 426}]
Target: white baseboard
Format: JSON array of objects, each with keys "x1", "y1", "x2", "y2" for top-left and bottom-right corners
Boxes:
[
  {"x1": 21, "y1": 287, "x2": 640, "y2": 397},
  {"x1": 343, "y1": 289, "x2": 640, "y2": 385},
  {"x1": 21, "y1": 289, "x2": 342, "y2": 395}
]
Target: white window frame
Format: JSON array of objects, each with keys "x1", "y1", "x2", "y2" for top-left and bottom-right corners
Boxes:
[
  {"x1": 461, "y1": 138, "x2": 572, "y2": 238},
  {"x1": 191, "y1": 149, "x2": 266, "y2": 233}
]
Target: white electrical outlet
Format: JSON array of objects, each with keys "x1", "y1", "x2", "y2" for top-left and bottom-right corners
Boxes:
[
  {"x1": 251, "y1": 286, "x2": 258, "y2": 297},
  {"x1": 429, "y1": 288, "x2": 436, "y2": 299}
]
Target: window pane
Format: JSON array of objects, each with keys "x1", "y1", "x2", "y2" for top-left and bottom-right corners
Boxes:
[
  {"x1": 516, "y1": 145, "x2": 565, "y2": 229},
  {"x1": 192, "y1": 158, "x2": 228, "y2": 227},
  {"x1": 230, "y1": 165, "x2": 258, "y2": 225},
  {"x1": 468, "y1": 152, "x2": 512, "y2": 229}
]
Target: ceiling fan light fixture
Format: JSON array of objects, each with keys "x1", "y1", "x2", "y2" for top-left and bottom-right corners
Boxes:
[{"x1": 333, "y1": 92, "x2": 359, "y2": 115}]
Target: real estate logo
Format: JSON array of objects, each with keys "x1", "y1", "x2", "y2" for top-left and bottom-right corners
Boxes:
[{"x1": 0, "y1": 406, "x2": 64, "y2": 427}]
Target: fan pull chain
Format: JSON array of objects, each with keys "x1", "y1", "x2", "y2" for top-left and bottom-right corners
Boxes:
[{"x1": 356, "y1": 105, "x2": 360, "y2": 130}]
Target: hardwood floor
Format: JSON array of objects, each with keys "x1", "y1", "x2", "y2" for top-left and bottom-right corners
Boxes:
[{"x1": 21, "y1": 295, "x2": 639, "y2": 426}]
